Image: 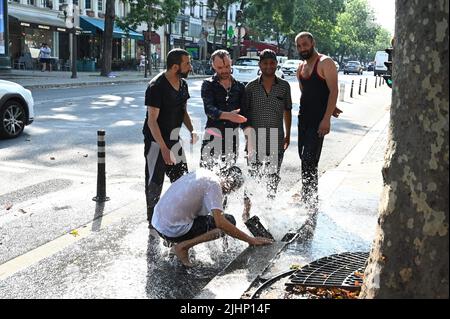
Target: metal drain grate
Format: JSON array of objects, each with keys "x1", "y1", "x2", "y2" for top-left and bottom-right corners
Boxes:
[{"x1": 286, "y1": 252, "x2": 369, "y2": 291}]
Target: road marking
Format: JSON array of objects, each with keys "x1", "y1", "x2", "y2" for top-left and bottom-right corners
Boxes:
[
  {"x1": 0, "y1": 162, "x2": 96, "y2": 178},
  {"x1": 0, "y1": 200, "x2": 144, "y2": 281}
]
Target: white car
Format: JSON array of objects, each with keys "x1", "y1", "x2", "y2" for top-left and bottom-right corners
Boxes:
[
  {"x1": 0, "y1": 80, "x2": 34, "y2": 138},
  {"x1": 280, "y1": 59, "x2": 302, "y2": 75},
  {"x1": 232, "y1": 57, "x2": 284, "y2": 84}
]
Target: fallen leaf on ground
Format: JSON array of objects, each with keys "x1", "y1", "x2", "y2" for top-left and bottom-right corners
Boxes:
[
  {"x1": 19, "y1": 209, "x2": 28, "y2": 214},
  {"x1": 50, "y1": 157, "x2": 55, "y2": 160},
  {"x1": 5, "y1": 203, "x2": 13, "y2": 210},
  {"x1": 69, "y1": 230, "x2": 80, "y2": 237}
]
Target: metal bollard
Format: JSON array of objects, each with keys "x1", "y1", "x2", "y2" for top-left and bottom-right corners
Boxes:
[
  {"x1": 350, "y1": 80, "x2": 354, "y2": 98},
  {"x1": 379, "y1": 76, "x2": 382, "y2": 86},
  {"x1": 93, "y1": 130, "x2": 110, "y2": 202},
  {"x1": 359, "y1": 78, "x2": 362, "y2": 95},
  {"x1": 382, "y1": 77, "x2": 385, "y2": 85},
  {"x1": 375, "y1": 76, "x2": 378, "y2": 88},
  {"x1": 339, "y1": 82, "x2": 345, "y2": 102},
  {"x1": 365, "y1": 78, "x2": 368, "y2": 93}
]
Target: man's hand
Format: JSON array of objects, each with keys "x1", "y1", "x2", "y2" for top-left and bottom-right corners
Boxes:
[
  {"x1": 332, "y1": 107, "x2": 343, "y2": 118},
  {"x1": 318, "y1": 118, "x2": 331, "y2": 138},
  {"x1": 190, "y1": 131, "x2": 199, "y2": 144},
  {"x1": 284, "y1": 135, "x2": 290, "y2": 150},
  {"x1": 226, "y1": 109, "x2": 247, "y2": 124},
  {"x1": 249, "y1": 237, "x2": 274, "y2": 246},
  {"x1": 161, "y1": 146, "x2": 175, "y2": 165}
]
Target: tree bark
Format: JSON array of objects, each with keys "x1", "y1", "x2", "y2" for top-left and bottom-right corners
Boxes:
[
  {"x1": 100, "y1": 0, "x2": 115, "y2": 76},
  {"x1": 361, "y1": 0, "x2": 449, "y2": 298}
]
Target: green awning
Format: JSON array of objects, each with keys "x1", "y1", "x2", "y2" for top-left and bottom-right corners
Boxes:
[{"x1": 80, "y1": 16, "x2": 143, "y2": 40}]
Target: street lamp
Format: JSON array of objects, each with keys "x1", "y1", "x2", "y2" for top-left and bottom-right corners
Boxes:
[
  {"x1": 234, "y1": 9, "x2": 244, "y2": 62},
  {"x1": 62, "y1": 3, "x2": 78, "y2": 79}
]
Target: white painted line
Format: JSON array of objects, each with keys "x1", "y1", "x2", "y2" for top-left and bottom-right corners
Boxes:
[{"x1": 0, "y1": 201, "x2": 144, "y2": 281}]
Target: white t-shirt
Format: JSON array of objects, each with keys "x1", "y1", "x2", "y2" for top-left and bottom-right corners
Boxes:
[{"x1": 151, "y1": 169, "x2": 224, "y2": 238}]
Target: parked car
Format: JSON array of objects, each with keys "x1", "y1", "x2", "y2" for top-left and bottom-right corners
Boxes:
[
  {"x1": 374, "y1": 50, "x2": 389, "y2": 76},
  {"x1": 280, "y1": 59, "x2": 302, "y2": 75},
  {"x1": 343, "y1": 61, "x2": 363, "y2": 75},
  {"x1": 333, "y1": 60, "x2": 340, "y2": 72},
  {"x1": 232, "y1": 57, "x2": 284, "y2": 84},
  {"x1": 0, "y1": 80, "x2": 34, "y2": 138}
]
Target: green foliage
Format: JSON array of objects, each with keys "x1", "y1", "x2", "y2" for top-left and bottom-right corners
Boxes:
[
  {"x1": 245, "y1": 0, "x2": 391, "y2": 60},
  {"x1": 116, "y1": 0, "x2": 181, "y2": 32}
]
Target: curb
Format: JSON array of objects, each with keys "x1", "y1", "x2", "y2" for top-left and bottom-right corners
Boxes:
[{"x1": 12, "y1": 75, "x2": 210, "y2": 90}]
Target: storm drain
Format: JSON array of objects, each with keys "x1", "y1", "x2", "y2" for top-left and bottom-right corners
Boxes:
[{"x1": 286, "y1": 251, "x2": 369, "y2": 290}]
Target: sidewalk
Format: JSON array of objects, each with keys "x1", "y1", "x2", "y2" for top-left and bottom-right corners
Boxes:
[
  {"x1": 196, "y1": 88, "x2": 391, "y2": 299},
  {"x1": 0, "y1": 69, "x2": 208, "y2": 89}
]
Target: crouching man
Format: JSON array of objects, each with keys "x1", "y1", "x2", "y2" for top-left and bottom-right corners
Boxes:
[{"x1": 151, "y1": 166, "x2": 273, "y2": 267}]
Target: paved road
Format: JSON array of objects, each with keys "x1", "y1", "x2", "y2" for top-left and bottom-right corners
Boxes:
[{"x1": 0, "y1": 72, "x2": 390, "y2": 298}]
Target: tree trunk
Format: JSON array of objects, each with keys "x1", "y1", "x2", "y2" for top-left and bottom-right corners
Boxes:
[
  {"x1": 100, "y1": 0, "x2": 115, "y2": 76},
  {"x1": 361, "y1": 0, "x2": 449, "y2": 298}
]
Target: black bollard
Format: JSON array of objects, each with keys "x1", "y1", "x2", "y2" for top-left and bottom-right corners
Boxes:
[
  {"x1": 359, "y1": 78, "x2": 362, "y2": 95},
  {"x1": 365, "y1": 78, "x2": 368, "y2": 93},
  {"x1": 93, "y1": 130, "x2": 110, "y2": 202},
  {"x1": 375, "y1": 76, "x2": 378, "y2": 88},
  {"x1": 350, "y1": 80, "x2": 354, "y2": 98},
  {"x1": 379, "y1": 76, "x2": 382, "y2": 86}
]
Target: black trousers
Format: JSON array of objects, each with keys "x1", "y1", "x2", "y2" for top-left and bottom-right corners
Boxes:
[
  {"x1": 298, "y1": 124, "x2": 324, "y2": 209},
  {"x1": 144, "y1": 140, "x2": 188, "y2": 222}
]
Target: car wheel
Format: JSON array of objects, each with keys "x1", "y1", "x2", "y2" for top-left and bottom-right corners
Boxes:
[{"x1": 0, "y1": 99, "x2": 27, "y2": 138}]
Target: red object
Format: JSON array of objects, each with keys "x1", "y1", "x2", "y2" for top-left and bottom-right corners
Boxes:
[
  {"x1": 241, "y1": 40, "x2": 284, "y2": 55},
  {"x1": 144, "y1": 31, "x2": 161, "y2": 44}
]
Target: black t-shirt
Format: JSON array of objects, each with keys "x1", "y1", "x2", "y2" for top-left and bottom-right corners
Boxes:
[{"x1": 143, "y1": 72, "x2": 190, "y2": 146}]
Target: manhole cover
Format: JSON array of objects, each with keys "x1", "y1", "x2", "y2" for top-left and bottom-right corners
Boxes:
[{"x1": 286, "y1": 251, "x2": 369, "y2": 291}]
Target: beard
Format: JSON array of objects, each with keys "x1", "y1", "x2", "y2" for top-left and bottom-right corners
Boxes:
[
  {"x1": 300, "y1": 46, "x2": 315, "y2": 60},
  {"x1": 177, "y1": 69, "x2": 189, "y2": 78}
]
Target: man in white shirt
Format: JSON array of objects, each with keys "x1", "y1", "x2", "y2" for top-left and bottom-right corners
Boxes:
[{"x1": 151, "y1": 166, "x2": 273, "y2": 267}]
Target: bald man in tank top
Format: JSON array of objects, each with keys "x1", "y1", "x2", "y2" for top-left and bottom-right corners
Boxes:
[{"x1": 295, "y1": 31, "x2": 342, "y2": 211}]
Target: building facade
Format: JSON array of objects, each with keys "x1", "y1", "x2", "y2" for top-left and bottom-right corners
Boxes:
[{"x1": 5, "y1": 0, "x2": 241, "y2": 70}]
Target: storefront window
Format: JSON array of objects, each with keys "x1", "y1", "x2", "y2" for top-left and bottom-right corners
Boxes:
[{"x1": 24, "y1": 27, "x2": 53, "y2": 57}]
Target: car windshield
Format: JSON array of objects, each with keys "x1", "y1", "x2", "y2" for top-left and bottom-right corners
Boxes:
[
  {"x1": 347, "y1": 61, "x2": 359, "y2": 65},
  {"x1": 234, "y1": 59, "x2": 259, "y2": 66}
]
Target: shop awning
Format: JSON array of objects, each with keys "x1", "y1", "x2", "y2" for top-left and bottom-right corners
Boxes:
[
  {"x1": 9, "y1": 5, "x2": 69, "y2": 32},
  {"x1": 80, "y1": 16, "x2": 143, "y2": 40}
]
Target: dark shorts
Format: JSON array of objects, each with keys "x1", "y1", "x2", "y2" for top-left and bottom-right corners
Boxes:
[
  {"x1": 40, "y1": 58, "x2": 51, "y2": 63},
  {"x1": 157, "y1": 214, "x2": 236, "y2": 243}
]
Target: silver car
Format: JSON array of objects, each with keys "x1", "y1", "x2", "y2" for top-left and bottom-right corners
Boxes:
[
  {"x1": 343, "y1": 61, "x2": 363, "y2": 75},
  {"x1": 0, "y1": 80, "x2": 34, "y2": 138}
]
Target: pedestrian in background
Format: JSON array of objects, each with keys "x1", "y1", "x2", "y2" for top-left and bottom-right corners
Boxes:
[
  {"x1": 39, "y1": 43, "x2": 52, "y2": 72},
  {"x1": 143, "y1": 48, "x2": 198, "y2": 228},
  {"x1": 295, "y1": 32, "x2": 342, "y2": 211}
]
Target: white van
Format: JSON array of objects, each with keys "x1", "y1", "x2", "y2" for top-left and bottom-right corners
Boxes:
[{"x1": 374, "y1": 50, "x2": 389, "y2": 76}]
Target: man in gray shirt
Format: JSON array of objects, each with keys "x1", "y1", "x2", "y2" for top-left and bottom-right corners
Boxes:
[
  {"x1": 151, "y1": 166, "x2": 272, "y2": 267},
  {"x1": 244, "y1": 49, "x2": 292, "y2": 200}
]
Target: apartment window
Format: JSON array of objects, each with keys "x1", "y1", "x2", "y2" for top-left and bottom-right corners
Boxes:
[
  {"x1": 98, "y1": 0, "x2": 103, "y2": 12},
  {"x1": 73, "y1": 0, "x2": 78, "y2": 5},
  {"x1": 85, "y1": 0, "x2": 91, "y2": 9},
  {"x1": 44, "y1": 0, "x2": 53, "y2": 9}
]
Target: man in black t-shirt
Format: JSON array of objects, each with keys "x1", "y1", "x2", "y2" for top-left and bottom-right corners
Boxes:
[{"x1": 143, "y1": 49, "x2": 198, "y2": 228}]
